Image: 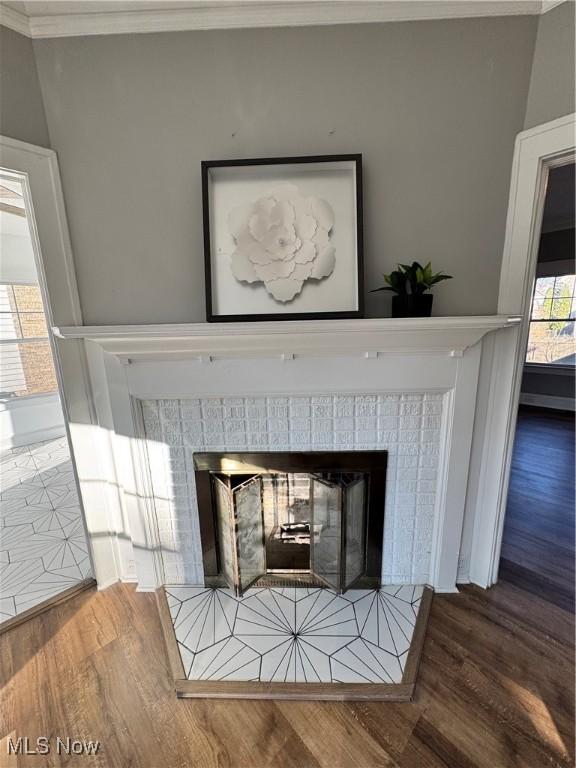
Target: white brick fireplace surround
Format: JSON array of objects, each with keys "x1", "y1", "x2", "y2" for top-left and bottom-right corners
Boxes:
[
  {"x1": 142, "y1": 392, "x2": 442, "y2": 585},
  {"x1": 54, "y1": 316, "x2": 519, "y2": 594}
]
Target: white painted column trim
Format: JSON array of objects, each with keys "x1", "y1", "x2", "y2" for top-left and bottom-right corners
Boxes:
[{"x1": 430, "y1": 342, "x2": 482, "y2": 591}]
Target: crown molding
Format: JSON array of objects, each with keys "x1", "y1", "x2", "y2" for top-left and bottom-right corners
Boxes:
[
  {"x1": 0, "y1": 4, "x2": 31, "y2": 36},
  {"x1": 0, "y1": 1, "x2": 549, "y2": 40},
  {"x1": 540, "y1": 0, "x2": 567, "y2": 11}
]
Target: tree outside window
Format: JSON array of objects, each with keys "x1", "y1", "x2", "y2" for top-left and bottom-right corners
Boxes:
[{"x1": 526, "y1": 274, "x2": 576, "y2": 366}]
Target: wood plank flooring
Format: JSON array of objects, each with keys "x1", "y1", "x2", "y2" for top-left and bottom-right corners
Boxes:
[
  {"x1": 1, "y1": 577, "x2": 573, "y2": 767},
  {"x1": 1, "y1": 405, "x2": 573, "y2": 766},
  {"x1": 500, "y1": 406, "x2": 575, "y2": 612}
]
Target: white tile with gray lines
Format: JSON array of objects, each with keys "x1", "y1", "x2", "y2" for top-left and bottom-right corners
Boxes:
[
  {"x1": 167, "y1": 584, "x2": 424, "y2": 684},
  {"x1": 0, "y1": 437, "x2": 91, "y2": 624}
]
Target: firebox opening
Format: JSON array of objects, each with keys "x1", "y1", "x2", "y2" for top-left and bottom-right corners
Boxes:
[{"x1": 194, "y1": 452, "x2": 387, "y2": 596}]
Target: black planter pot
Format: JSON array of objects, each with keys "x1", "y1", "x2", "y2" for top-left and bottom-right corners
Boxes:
[{"x1": 391, "y1": 293, "x2": 433, "y2": 318}]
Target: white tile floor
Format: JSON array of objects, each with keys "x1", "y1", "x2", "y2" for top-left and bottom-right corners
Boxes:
[
  {"x1": 167, "y1": 584, "x2": 424, "y2": 684},
  {"x1": 0, "y1": 437, "x2": 92, "y2": 624}
]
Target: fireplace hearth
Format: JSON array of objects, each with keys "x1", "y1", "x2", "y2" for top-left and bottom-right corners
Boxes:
[{"x1": 194, "y1": 452, "x2": 387, "y2": 595}]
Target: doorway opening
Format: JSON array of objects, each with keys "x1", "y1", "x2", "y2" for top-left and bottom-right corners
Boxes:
[
  {"x1": 0, "y1": 170, "x2": 92, "y2": 630},
  {"x1": 499, "y1": 162, "x2": 575, "y2": 612}
]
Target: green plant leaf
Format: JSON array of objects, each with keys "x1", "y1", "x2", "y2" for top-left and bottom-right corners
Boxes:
[
  {"x1": 372, "y1": 261, "x2": 452, "y2": 296},
  {"x1": 370, "y1": 286, "x2": 395, "y2": 292}
]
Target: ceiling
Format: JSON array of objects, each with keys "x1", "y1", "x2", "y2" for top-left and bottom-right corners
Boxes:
[{"x1": 0, "y1": 0, "x2": 567, "y2": 39}]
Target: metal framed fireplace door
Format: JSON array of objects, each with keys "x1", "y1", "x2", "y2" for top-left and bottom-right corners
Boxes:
[
  {"x1": 212, "y1": 474, "x2": 266, "y2": 596},
  {"x1": 213, "y1": 471, "x2": 368, "y2": 596},
  {"x1": 310, "y1": 474, "x2": 367, "y2": 592}
]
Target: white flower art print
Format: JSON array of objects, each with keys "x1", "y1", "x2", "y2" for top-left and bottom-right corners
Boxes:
[{"x1": 227, "y1": 184, "x2": 336, "y2": 303}]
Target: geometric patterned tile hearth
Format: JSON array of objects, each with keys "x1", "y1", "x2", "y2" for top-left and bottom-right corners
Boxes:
[
  {"x1": 167, "y1": 585, "x2": 424, "y2": 684},
  {"x1": 0, "y1": 437, "x2": 92, "y2": 625}
]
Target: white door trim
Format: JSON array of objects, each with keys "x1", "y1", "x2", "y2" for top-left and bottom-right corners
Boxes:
[
  {"x1": 468, "y1": 113, "x2": 575, "y2": 587},
  {"x1": 0, "y1": 135, "x2": 120, "y2": 589},
  {"x1": 0, "y1": 137, "x2": 82, "y2": 326}
]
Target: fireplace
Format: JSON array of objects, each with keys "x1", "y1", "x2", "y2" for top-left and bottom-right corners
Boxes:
[
  {"x1": 57, "y1": 317, "x2": 516, "y2": 594},
  {"x1": 194, "y1": 451, "x2": 386, "y2": 595}
]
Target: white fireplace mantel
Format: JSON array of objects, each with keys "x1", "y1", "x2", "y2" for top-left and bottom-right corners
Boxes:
[
  {"x1": 54, "y1": 315, "x2": 520, "y2": 360},
  {"x1": 58, "y1": 314, "x2": 520, "y2": 597}
]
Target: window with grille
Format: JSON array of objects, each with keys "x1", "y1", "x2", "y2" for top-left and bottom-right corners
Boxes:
[
  {"x1": 0, "y1": 283, "x2": 57, "y2": 398},
  {"x1": 526, "y1": 274, "x2": 576, "y2": 366}
]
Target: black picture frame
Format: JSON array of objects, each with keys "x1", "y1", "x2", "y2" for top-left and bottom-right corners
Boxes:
[{"x1": 201, "y1": 154, "x2": 364, "y2": 322}]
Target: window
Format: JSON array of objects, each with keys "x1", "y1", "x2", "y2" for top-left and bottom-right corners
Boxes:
[
  {"x1": 0, "y1": 283, "x2": 57, "y2": 398},
  {"x1": 526, "y1": 274, "x2": 576, "y2": 366},
  {"x1": 0, "y1": 179, "x2": 58, "y2": 399}
]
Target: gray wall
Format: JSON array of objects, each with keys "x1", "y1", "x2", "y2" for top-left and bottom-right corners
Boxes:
[
  {"x1": 0, "y1": 26, "x2": 49, "y2": 147},
  {"x1": 33, "y1": 18, "x2": 537, "y2": 325},
  {"x1": 524, "y1": 1, "x2": 576, "y2": 129},
  {"x1": 521, "y1": 367, "x2": 575, "y2": 401}
]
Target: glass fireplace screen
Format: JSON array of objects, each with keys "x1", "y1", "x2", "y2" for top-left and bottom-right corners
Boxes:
[{"x1": 194, "y1": 452, "x2": 387, "y2": 596}]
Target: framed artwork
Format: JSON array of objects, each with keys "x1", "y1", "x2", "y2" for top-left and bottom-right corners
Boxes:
[{"x1": 201, "y1": 154, "x2": 363, "y2": 322}]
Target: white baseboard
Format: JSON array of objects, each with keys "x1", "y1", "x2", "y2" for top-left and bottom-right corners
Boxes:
[
  {"x1": 96, "y1": 576, "x2": 121, "y2": 591},
  {"x1": 519, "y1": 393, "x2": 575, "y2": 411},
  {"x1": 2, "y1": 424, "x2": 66, "y2": 451},
  {"x1": 0, "y1": 393, "x2": 66, "y2": 451},
  {"x1": 97, "y1": 574, "x2": 140, "y2": 590}
]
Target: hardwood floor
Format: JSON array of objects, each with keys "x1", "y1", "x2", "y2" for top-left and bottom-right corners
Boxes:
[
  {"x1": 500, "y1": 406, "x2": 575, "y2": 612},
  {"x1": 1, "y1": 578, "x2": 573, "y2": 767},
  {"x1": 1, "y1": 407, "x2": 573, "y2": 766}
]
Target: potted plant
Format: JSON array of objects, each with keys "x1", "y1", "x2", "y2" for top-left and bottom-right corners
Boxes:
[{"x1": 371, "y1": 261, "x2": 453, "y2": 318}]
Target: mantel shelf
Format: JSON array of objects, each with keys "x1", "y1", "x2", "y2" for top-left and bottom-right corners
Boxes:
[{"x1": 53, "y1": 315, "x2": 521, "y2": 361}]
